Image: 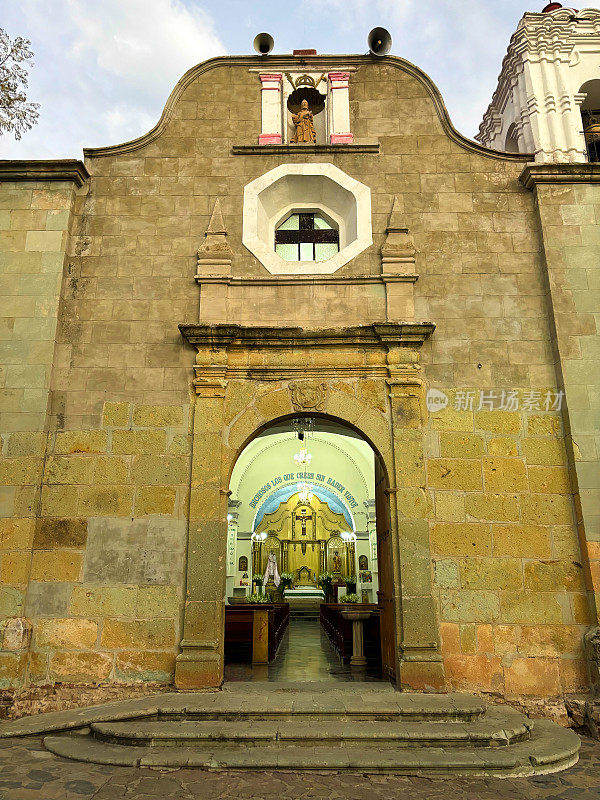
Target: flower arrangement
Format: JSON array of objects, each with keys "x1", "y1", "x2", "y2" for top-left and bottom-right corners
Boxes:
[
  {"x1": 345, "y1": 577, "x2": 357, "y2": 594},
  {"x1": 247, "y1": 592, "x2": 270, "y2": 604},
  {"x1": 339, "y1": 593, "x2": 360, "y2": 604},
  {"x1": 280, "y1": 572, "x2": 295, "y2": 590},
  {"x1": 317, "y1": 572, "x2": 334, "y2": 594}
]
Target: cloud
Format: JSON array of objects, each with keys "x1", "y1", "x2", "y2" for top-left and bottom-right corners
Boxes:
[
  {"x1": 1, "y1": 0, "x2": 226, "y2": 157},
  {"x1": 300, "y1": 0, "x2": 523, "y2": 137}
]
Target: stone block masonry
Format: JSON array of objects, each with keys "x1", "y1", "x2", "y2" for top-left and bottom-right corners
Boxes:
[{"x1": 0, "y1": 57, "x2": 598, "y2": 704}]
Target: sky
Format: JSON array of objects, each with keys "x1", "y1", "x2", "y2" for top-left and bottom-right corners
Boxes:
[{"x1": 2, "y1": 0, "x2": 598, "y2": 158}]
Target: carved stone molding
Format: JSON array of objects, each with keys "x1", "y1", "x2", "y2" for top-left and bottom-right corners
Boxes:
[{"x1": 196, "y1": 198, "x2": 233, "y2": 278}]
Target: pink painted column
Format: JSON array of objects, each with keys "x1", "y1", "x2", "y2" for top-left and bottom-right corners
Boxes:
[
  {"x1": 328, "y1": 72, "x2": 354, "y2": 145},
  {"x1": 259, "y1": 73, "x2": 283, "y2": 145}
]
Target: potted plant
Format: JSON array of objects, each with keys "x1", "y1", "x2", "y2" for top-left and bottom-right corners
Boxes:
[
  {"x1": 345, "y1": 577, "x2": 357, "y2": 594},
  {"x1": 339, "y1": 593, "x2": 360, "y2": 604},
  {"x1": 280, "y1": 572, "x2": 294, "y2": 592},
  {"x1": 317, "y1": 572, "x2": 334, "y2": 602},
  {"x1": 252, "y1": 574, "x2": 263, "y2": 594}
]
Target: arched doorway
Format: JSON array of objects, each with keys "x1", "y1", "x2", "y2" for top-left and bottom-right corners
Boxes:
[
  {"x1": 175, "y1": 322, "x2": 444, "y2": 692},
  {"x1": 224, "y1": 415, "x2": 397, "y2": 680}
]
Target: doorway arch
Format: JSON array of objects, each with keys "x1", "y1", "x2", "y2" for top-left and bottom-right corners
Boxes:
[
  {"x1": 225, "y1": 413, "x2": 398, "y2": 679},
  {"x1": 175, "y1": 322, "x2": 444, "y2": 692}
]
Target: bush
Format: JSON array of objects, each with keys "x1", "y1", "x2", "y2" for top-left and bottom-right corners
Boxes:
[{"x1": 247, "y1": 593, "x2": 270, "y2": 604}]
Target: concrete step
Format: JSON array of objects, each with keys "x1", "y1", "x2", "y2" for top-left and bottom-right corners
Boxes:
[
  {"x1": 42, "y1": 721, "x2": 580, "y2": 777},
  {"x1": 89, "y1": 706, "x2": 531, "y2": 748}
]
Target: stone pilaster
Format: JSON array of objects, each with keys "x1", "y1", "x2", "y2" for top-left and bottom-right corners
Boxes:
[
  {"x1": 258, "y1": 73, "x2": 283, "y2": 145},
  {"x1": 328, "y1": 72, "x2": 353, "y2": 144}
]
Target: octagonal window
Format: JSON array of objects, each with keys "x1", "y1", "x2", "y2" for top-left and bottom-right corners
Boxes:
[{"x1": 242, "y1": 163, "x2": 372, "y2": 275}]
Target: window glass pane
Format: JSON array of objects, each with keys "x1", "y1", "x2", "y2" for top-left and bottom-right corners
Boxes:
[
  {"x1": 315, "y1": 243, "x2": 339, "y2": 262},
  {"x1": 313, "y1": 215, "x2": 333, "y2": 230},
  {"x1": 276, "y1": 243, "x2": 298, "y2": 261},
  {"x1": 299, "y1": 242, "x2": 314, "y2": 261},
  {"x1": 278, "y1": 214, "x2": 299, "y2": 230}
]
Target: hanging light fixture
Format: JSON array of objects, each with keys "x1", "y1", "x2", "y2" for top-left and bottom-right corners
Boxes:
[{"x1": 292, "y1": 418, "x2": 315, "y2": 502}]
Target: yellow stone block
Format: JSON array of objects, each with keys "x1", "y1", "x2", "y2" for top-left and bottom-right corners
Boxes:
[
  {"x1": 78, "y1": 486, "x2": 134, "y2": 517},
  {"x1": 552, "y1": 525, "x2": 582, "y2": 559},
  {"x1": 69, "y1": 586, "x2": 138, "y2": 618},
  {"x1": 527, "y1": 415, "x2": 561, "y2": 436},
  {"x1": 101, "y1": 618, "x2": 176, "y2": 649},
  {"x1": 527, "y1": 465, "x2": 571, "y2": 493},
  {"x1": 1, "y1": 552, "x2": 30, "y2": 585},
  {"x1": 459, "y1": 624, "x2": 477, "y2": 654},
  {"x1": 0, "y1": 457, "x2": 43, "y2": 486},
  {"x1": 465, "y1": 493, "x2": 520, "y2": 522},
  {"x1": 35, "y1": 618, "x2": 97, "y2": 650},
  {"x1": 255, "y1": 389, "x2": 292, "y2": 421},
  {"x1": 493, "y1": 624, "x2": 519, "y2": 656},
  {"x1": 522, "y1": 438, "x2": 567, "y2": 465},
  {"x1": 168, "y1": 434, "x2": 192, "y2": 455},
  {"x1": 483, "y1": 457, "x2": 527, "y2": 492},
  {"x1": 440, "y1": 433, "x2": 485, "y2": 459},
  {"x1": 49, "y1": 651, "x2": 112, "y2": 682},
  {"x1": 431, "y1": 523, "x2": 491, "y2": 556},
  {"x1": 135, "y1": 486, "x2": 177, "y2": 516},
  {"x1": 518, "y1": 625, "x2": 583, "y2": 657},
  {"x1": 115, "y1": 651, "x2": 174, "y2": 679},
  {"x1": 429, "y1": 405, "x2": 473, "y2": 432},
  {"x1": 30, "y1": 551, "x2": 82, "y2": 581},
  {"x1": 0, "y1": 518, "x2": 35, "y2": 549},
  {"x1": 112, "y1": 429, "x2": 166, "y2": 454},
  {"x1": 428, "y1": 459, "x2": 483, "y2": 491},
  {"x1": 504, "y1": 657, "x2": 561, "y2": 696},
  {"x1": 7, "y1": 432, "x2": 47, "y2": 457},
  {"x1": 102, "y1": 402, "x2": 130, "y2": 427},
  {"x1": 131, "y1": 456, "x2": 188, "y2": 485},
  {"x1": 93, "y1": 456, "x2": 130, "y2": 485},
  {"x1": 475, "y1": 411, "x2": 521, "y2": 434},
  {"x1": 572, "y1": 593, "x2": 592, "y2": 624},
  {"x1": 434, "y1": 492, "x2": 465, "y2": 522},
  {"x1": 45, "y1": 456, "x2": 94, "y2": 485},
  {"x1": 53, "y1": 430, "x2": 108, "y2": 455},
  {"x1": 487, "y1": 437, "x2": 518, "y2": 457},
  {"x1": 493, "y1": 524, "x2": 552, "y2": 558},
  {"x1": 500, "y1": 591, "x2": 564, "y2": 624},
  {"x1": 41, "y1": 485, "x2": 79, "y2": 517},
  {"x1": 132, "y1": 404, "x2": 184, "y2": 427},
  {"x1": 521, "y1": 494, "x2": 574, "y2": 525},
  {"x1": 460, "y1": 557, "x2": 523, "y2": 590},
  {"x1": 524, "y1": 560, "x2": 585, "y2": 592}
]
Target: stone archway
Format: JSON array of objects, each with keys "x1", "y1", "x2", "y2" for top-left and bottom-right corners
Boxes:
[{"x1": 174, "y1": 323, "x2": 444, "y2": 692}]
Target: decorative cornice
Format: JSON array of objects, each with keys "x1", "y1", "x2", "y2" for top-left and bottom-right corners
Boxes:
[
  {"x1": 82, "y1": 54, "x2": 529, "y2": 163},
  {"x1": 179, "y1": 322, "x2": 435, "y2": 350},
  {"x1": 232, "y1": 143, "x2": 379, "y2": 155},
  {"x1": 0, "y1": 159, "x2": 89, "y2": 187},
  {"x1": 519, "y1": 162, "x2": 600, "y2": 189},
  {"x1": 195, "y1": 275, "x2": 417, "y2": 287}
]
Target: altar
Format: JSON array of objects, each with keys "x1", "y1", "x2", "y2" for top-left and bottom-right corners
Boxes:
[{"x1": 283, "y1": 587, "x2": 325, "y2": 601}]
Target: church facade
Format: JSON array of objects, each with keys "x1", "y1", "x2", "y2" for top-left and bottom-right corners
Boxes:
[{"x1": 1, "y1": 5, "x2": 600, "y2": 705}]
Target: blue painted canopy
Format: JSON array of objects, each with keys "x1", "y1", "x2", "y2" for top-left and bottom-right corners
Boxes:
[{"x1": 253, "y1": 484, "x2": 354, "y2": 530}]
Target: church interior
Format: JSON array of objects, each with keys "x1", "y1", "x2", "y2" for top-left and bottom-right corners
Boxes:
[{"x1": 225, "y1": 418, "x2": 385, "y2": 679}]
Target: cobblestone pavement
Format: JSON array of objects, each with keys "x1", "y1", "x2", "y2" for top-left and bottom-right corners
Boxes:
[{"x1": 0, "y1": 734, "x2": 599, "y2": 800}]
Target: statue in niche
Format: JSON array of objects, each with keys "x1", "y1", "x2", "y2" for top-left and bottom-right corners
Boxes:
[
  {"x1": 332, "y1": 550, "x2": 342, "y2": 573},
  {"x1": 292, "y1": 99, "x2": 316, "y2": 144}
]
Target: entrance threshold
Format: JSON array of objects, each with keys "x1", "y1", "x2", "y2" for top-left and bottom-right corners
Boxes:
[{"x1": 224, "y1": 618, "x2": 383, "y2": 683}]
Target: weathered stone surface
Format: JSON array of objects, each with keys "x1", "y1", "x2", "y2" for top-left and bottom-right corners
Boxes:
[{"x1": 33, "y1": 518, "x2": 87, "y2": 549}]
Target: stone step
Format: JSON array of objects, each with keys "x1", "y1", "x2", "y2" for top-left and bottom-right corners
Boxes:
[
  {"x1": 42, "y1": 721, "x2": 580, "y2": 777},
  {"x1": 89, "y1": 707, "x2": 531, "y2": 748}
]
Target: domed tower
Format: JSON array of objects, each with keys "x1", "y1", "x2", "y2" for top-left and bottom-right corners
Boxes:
[{"x1": 477, "y1": 4, "x2": 600, "y2": 162}]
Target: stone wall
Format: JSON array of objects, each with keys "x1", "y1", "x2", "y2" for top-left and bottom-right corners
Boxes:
[{"x1": 0, "y1": 56, "x2": 597, "y2": 698}]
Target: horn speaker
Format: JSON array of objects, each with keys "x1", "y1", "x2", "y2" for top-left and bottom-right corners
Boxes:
[
  {"x1": 368, "y1": 27, "x2": 392, "y2": 56},
  {"x1": 253, "y1": 33, "x2": 274, "y2": 55}
]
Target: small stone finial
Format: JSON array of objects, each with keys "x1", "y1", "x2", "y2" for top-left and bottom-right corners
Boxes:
[
  {"x1": 381, "y1": 195, "x2": 416, "y2": 275},
  {"x1": 197, "y1": 198, "x2": 233, "y2": 276}
]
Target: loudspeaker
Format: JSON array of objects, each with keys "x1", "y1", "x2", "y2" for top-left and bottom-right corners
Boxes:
[
  {"x1": 368, "y1": 27, "x2": 392, "y2": 56},
  {"x1": 253, "y1": 32, "x2": 274, "y2": 55}
]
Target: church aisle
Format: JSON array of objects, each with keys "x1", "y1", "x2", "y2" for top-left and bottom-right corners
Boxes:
[{"x1": 224, "y1": 618, "x2": 380, "y2": 683}]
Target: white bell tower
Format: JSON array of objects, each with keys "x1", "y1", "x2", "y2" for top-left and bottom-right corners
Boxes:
[{"x1": 477, "y1": 4, "x2": 600, "y2": 162}]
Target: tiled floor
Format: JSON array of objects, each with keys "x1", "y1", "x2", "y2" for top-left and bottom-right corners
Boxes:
[{"x1": 224, "y1": 618, "x2": 381, "y2": 682}]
